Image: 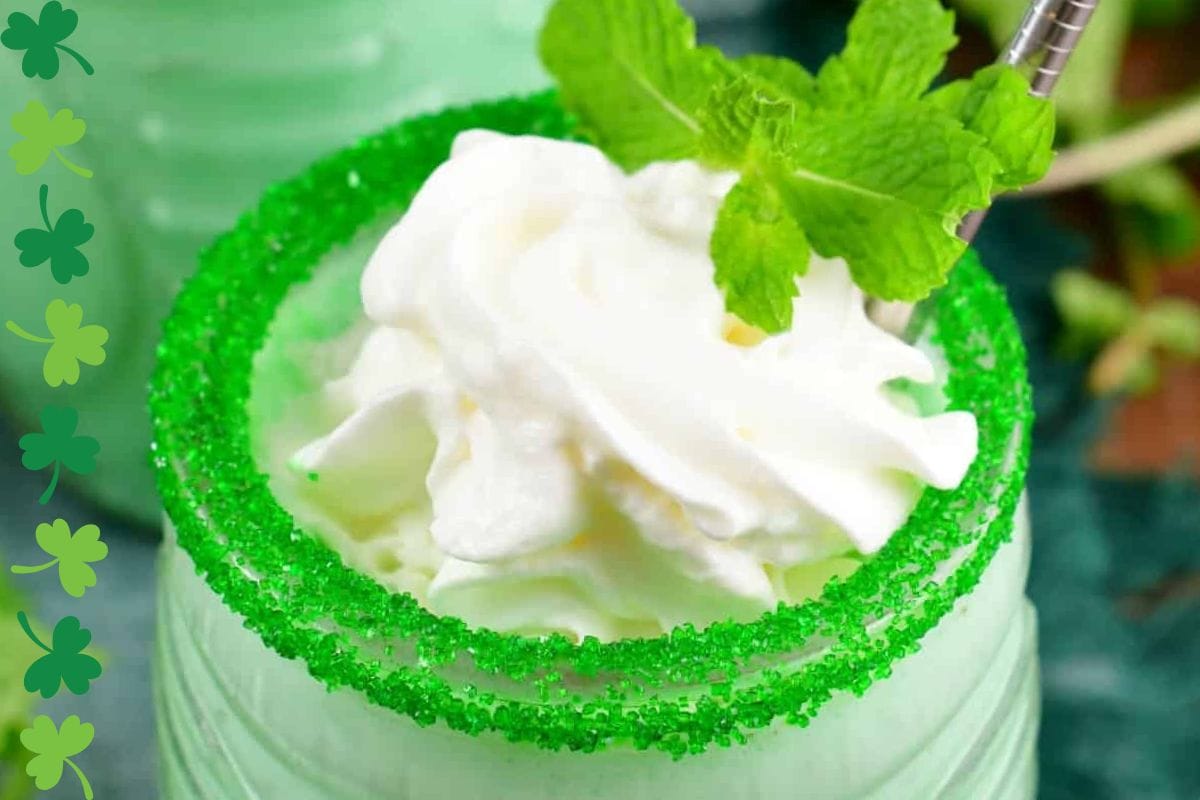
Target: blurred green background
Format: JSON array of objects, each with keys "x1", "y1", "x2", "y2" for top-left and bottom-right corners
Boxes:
[{"x1": 1, "y1": 0, "x2": 1198, "y2": 797}]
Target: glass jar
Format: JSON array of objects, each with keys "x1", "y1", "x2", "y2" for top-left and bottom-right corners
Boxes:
[
  {"x1": 0, "y1": 0, "x2": 553, "y2": 522},
  {"x1": 150, "y1": 94, "x2": 1039, "y2": 799}
]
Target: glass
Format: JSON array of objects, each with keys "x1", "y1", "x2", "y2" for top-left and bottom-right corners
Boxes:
[
  {"x1": 0, "y1": 0, "x2": 554, "y2": 522},
  {"x1": 150, "y1": 94, "x2": 1039, "y2": 799}
]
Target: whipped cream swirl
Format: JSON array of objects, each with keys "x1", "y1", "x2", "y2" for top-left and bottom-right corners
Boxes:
[{"x1": 290, "y1": 131, "x2": 978, "y2": 641}]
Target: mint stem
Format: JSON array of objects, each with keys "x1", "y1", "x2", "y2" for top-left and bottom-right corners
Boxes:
[
  {"x1": 54, "y1": 44, "x2": 95, "y2": 77},
  {"x1": 53, "y1": 150, "x2": 93, "y2": 180},
  {"x1": 38, "y1": 184, "x2": 52, "y2": 232},
  {"x1": 39, "y1": 462, "x2": 61, "y2": 506},
  {"x1": 10, "y1": 560, "x2": 58, "y2": 575},
  {"x1": 16, "y1": 611, "x2": 52, "y2": 653},
  {"x1": 63, "y1": 758, "x2": 94, "y2": 800},
  {"x1": 5, "y1": 321, "x2": 53, "y2": 344}
]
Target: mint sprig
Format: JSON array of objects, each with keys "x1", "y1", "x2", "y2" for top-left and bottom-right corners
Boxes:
[
  {"x1": 539, "y1": 0, "x2": 730, "y2": 170},
  {"x1": 540, "y1": 0, "x2": 1056, "y2": 333}
]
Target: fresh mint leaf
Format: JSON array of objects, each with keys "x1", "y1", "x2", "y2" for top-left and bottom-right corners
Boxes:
[
  {"x1": 542, "y1": 0, "x2": 1056, "y2": 324},
  {"x1": 698, "y1": 75, "x2": 797, "y2": 169},
  {"x1": 734, "y1": 55, "x2": 818, "y2": 107},
  {"x1": 926, "y1": 65, "x2": 1056, "y2": 191},
  {"x1": 773, "y1": 105, "x2": 999, "y2": 300},
  {"x1": 816, "y1": 0, "x2": 957, "y2": 107},
  {"x1": 953, "y1": 0, "x2": 1130, "y2": 134},
  {"x1": 539, "y1": 0, "x2": 730, "y2": 170},
  {"x1": 712, "y1": 176, "x2": 810, "y2": 332}
]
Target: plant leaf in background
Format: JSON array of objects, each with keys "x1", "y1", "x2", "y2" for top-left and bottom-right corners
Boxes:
[
  {"x1": 16, "y1": 613, "x2": 102, "y2": 699},
  {"x1": 0, "y1": 2, "x2": 95, "y2": 80},
  {"x1": 1104, "y1": 163, "x2": 1200, "y2": 271},
  {"x1": 1133, "y1": 0, "x2": 1200, "y2": 27},
  {"x1": 14, "y1": 184, "x2": 93, "y2": 285},
  {"x1": 17, "y1": 406, "x2": 100, "y2": 505},
  {"x1": 6, "y1": 300, "x2": 108, "y2": 388},
  {"x1": 10, "y1": 520, "x2": 107, "y2": 599},
  {"x1": 8, "y1": 101, "x2": 92, "y2": 178},
  {"x1": 18, "y1": 715, "x2": 93, "y2": 799},
  {"x1": 1053, "y1": 269, "x2": 1200, "y2": 393}
]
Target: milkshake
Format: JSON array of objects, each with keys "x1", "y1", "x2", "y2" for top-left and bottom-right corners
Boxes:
[{"x1": 151, "y1": 0, "x2": 1053, "y2": 795}]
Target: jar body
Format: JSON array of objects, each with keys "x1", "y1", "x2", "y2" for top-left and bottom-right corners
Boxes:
[
  {"x1": 154, "y1": 503, "x2": 1038, "y2": 800},
  {"x1": 0, "y1": 0, "x2": 552, "y2": 522}
]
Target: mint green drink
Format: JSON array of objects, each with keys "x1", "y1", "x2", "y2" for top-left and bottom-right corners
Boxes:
[
  {"x1": 151, "y1": 1, "x2": 1058, "y2": 795},
  {"x1": 150, "y1": 93, "x2": 1039, "y2": 800},
  {"x1": 0, "y1": 0, "x2": 552, "y2": 522}
]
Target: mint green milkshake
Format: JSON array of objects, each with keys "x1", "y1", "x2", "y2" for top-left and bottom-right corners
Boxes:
[
  {"x1": 151, "y1": 0, "x2": 1057, "y2": 794},
  {"x1": 0, "y1": 0, "x2": 553, "y2": 521},
  {"x1": 150, "y1": 95, "x2": 1039, "y2": 800}
]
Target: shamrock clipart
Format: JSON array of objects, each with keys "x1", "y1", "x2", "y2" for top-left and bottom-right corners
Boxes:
[
  {"x1": 9, "y1": 100, "x2": 92, "y2": 178},
  {"x1": 11, "y1": 519, "x2": 108, "y2": 597},
  {"x1": 1, "y1": 2, "x2": 94, "y2": 79},
  {"x1": 15, "y1": 184, "x2": 93, "y2": 284},
  {"x1": 16, "y1": 611, "x2": 102, "y2": 698},
  {"x1": 7, "y1": 299, "x2": 108, "y2": 387},
  {"x1": 18, "y1": 405, "x2": 100, "y2": 505},
  {"x1": 20, "y1": 714, "x2": 94, "y2": 799}
]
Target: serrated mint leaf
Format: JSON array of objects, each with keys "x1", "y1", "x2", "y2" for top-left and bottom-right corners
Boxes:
[
  {"x1": 773, "y1": 105, "x2": 999, "y2": 300},
  {"x1": 539, "y1": 0, "x2": 730, "y2": 171},
  {"x1": 926, "y1": 65, "x2": 1056, "y2": 191},
  {"x1": 816, "y1": 0, "x2": 957, "y2": 107},
  {"x1": 540, "y1": 0, "x2": 1058, "y2": 326},
  {"x1": 698, "y1": 75, "x2": 796, "y2": 169},
  {"x1": 734, "y1": 55, "x2": 818, "y2": 107},
  {"x1": 712, "y1": 176, "x2": 811, "y2": 333}
]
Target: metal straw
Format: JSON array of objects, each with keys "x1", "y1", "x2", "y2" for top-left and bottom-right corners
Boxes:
[
  {"x1": 872, "y1": 0, "x2": 1102, "y2": 336},
  {"x1": 957, "y1": 0, "x2": 1102, "y2": 242}
]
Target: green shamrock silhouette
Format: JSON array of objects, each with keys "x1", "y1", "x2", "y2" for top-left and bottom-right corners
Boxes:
[
  {"x1": 15, "y1": 184, "x2": 93, "y2": 284},
  {"x1": 18, "y1": 405, "x2": 99, "y2": 505},
  {"x1": 1, "y1": 2, "x2": 94, "y2": 79},
  {"x1": 16, "y1": 612, "x2": 101, "y2": 699},
  {"x1": 6, "y1": 300, "x2": 108, "y2": 388},
  {"x1": 11, "y1": 520, "x2": 107, "y2": 598},
  {"x1": 9, "y1": 100, "x2": 92, "y2": 178},
  {"x1": 19, "y1": 714, "x2": 93, "y2": 799}
]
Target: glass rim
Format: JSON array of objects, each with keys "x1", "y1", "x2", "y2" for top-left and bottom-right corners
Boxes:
[{"x1": 149, "y1": 90, "x2": 1033, "y2": 756}]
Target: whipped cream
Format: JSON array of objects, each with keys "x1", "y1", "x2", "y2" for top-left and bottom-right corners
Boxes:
[{"x1": 290, "y1": 130, "x2": 978, "y2": 641}]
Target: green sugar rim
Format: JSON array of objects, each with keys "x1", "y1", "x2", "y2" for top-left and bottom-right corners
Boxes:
[{"x1": 149, "y1": 91, "x2": 1032, "y2": 758}]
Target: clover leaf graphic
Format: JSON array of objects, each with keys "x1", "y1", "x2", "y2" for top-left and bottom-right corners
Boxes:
[
  {"x1": 7, "y1": 300, "x2": 108, "y2": 388},
  {"x1": 9, "y1": 101, "x2": 92, "y2": 178},
  {"x1": 11, "y1": 520, "x2": 107, "y2": 598},
  {"x1": 15, "y1": 184, "x2": 93, "y2": 284},
  {"x1": 1, "y1": 2, "x2": 94, "y2": 80},
  {"x1": 18, "y1": 405, "x2": 99, "y2": 505},
  {"x1": 16, "y1": 612, "x2": 101, "y2": 699},
  {"x1": 19, "y1": 714, "x2": 93, "y2": 799}
]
